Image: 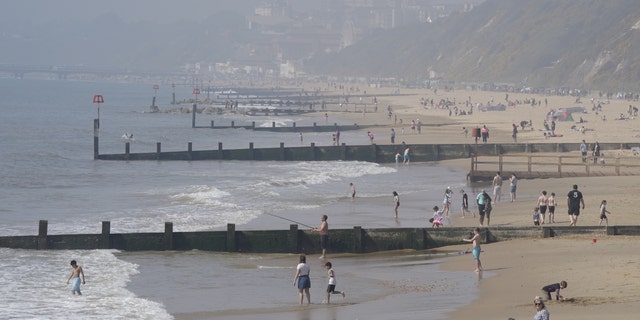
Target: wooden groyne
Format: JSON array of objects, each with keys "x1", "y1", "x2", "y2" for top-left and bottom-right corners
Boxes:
[
  {"x1": 2, "y1": 220, "x2": 639, "y2": 253},
  {"x1": 469, "y1": 153, "x2": 640, "y2": 182}
]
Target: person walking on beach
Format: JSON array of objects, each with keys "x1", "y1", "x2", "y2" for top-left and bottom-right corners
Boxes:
[
  {"x1": 67, "y1": 260, "x2": 86, "y2": 295},
  {"x1": 509, "y1": 173, "x2": 518, "y2": 202},
  {"x1": 324, "y1": 262, "x2": 345, "y2": 304},
  {"x1": 567, "y1": 184, "x2": 585, "y2": 226},
  {"x1": 313, "y1": 215, "x2": 329, "y2": 259},
  {"x1": 536, "y1": 191, "x2": 548, "y2": 224},
  {"x1": 349, "y1": 183, "x2": 356, "y2": 202},
  {"x1": 392, "y1": 191, "x2": 400, "y2": 218},
  {"x1": 492, "y1": 172, "x2": 503, "y2": 203},
  {"x1": 460, "y1": 189, "x2": 474, "y2": 218},
  {"x1": 599, "y1": 200, "x2": 611, "y2": 226},
  {"x1": 533, "y1": 296, "x2": 550, "y2": 320},
  {"x1": 293, "y1": 254, "x2": 311, "y2": 304},
  {"x1": 580, "y1": 140, "x2": 588, "y2": 163},
  {"x1": 390, "y1": 128, "x2": 396, "y2": 144},
  {"x1": 462, "y1": 227, "x2": 483, "y2": 272},
  {"x1": 547, "y1": 192, "x2": 557, "y2": 223}
]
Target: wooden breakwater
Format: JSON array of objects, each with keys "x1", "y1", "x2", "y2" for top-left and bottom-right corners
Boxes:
[
  {"x1": 469, "y1": 153, "x2": 640, "y2": 182},
  {"x1": 2, "y1": 220, "x2": 639, "y2": 253}
]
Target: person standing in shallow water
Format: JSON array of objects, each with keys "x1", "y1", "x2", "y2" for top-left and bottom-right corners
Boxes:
[
  {"x1": 462, "y1": 227, "x2": 483, "y2": 272},
  {"x1": 392, "y1": 191, "x2": 400, "y2": 218},
  {"x1": 67, "y1": 260, "x2": 85, "y2": 295},
  {"x1": 293, "y1": 254, "x2": 311, "y2": 304}
]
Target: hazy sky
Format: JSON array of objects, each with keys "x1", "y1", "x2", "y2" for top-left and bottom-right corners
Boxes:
[{"x1": 2, "y1": 0, "x2": 259, "y2": 24}]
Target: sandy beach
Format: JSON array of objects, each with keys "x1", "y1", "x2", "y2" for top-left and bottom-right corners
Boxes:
[
  {"x1": 328, "y1": 85, "x2": 640, "y2": 319},
  {"x1": 164, "y1": 84, "x2": 640, "y2": 319}
]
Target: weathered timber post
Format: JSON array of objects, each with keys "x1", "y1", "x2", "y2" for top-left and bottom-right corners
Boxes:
[
  {"x1": 125, "y1": 142, "x2": 130, "y2": 159},
  {"x1": 218, "y1": 142, "x2": 223, "y2": 160},
  {"x1": 226, "y1": 223, "x2": 236, "y2": 252},
  {"x1": 249, "y1": 142, "x2": 254, "y2": 160},
  {"x1": 164, "y1": 222, "x2": 173, "y2": 250},
  {"x1": 231, "y1": 121, "x2": 235, "y2": 128},
  {"x1": 187, "y1": 142, "x2": 193, "y2": 160},
  {"x1": 341, "y1": 143, "x2": 347, "y2": 160},
  {"x1": 100, "y1": 221, "x2": 110, "y2": 249},
  {"x1": 280, "y1": 142, "x2": 285, "y2": 161},
  {"x1": 210, "y1": 120, "x2": 214, "y2": 128},
  {"x1": 289, "y1": 224, "x2": 299, "y2": 253},
  {"x1": 310, "y1": 143, "x2": 316, "y2": 160},
  {"x1": 191, "y1": 104, "x2": 196, "y2": 128},
  {"x1": 370, "y1": 144, "x2": 377, "y2": 162},
  {"x1": 93, "y1": 119, "x2": 99, "y2": 160},
  {"x1": 415, "y1": 228, "x2": 426, "y2": 250},
  {"x1": 353, "y1": 226, "x2": 363, "y2": 253},
  {"x1": 156, "y1": 142, "x2": 161, "y2": 160},
  {"x1": 38, "y1": 220, "x2": 48, "y2": 249}
]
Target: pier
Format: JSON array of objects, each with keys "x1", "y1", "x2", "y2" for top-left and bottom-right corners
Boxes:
[{"x1": 1, "y1": 219, "x2": 640, "y2": 253}]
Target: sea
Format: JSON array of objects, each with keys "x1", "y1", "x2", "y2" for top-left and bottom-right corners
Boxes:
[{"x1": 0, "y1": 78, "x2": 485, "y2": 319}]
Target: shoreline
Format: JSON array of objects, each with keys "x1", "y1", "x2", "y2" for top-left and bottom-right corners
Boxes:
[{"x1": 129, "y1": 84, "x2": 640, "y2": 320}]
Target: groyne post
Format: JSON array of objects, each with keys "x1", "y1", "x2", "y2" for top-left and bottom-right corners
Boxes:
[
  {"x1": 226, "y1": 223, "x2": 236, "y2": 252},
  {"x1": 156, "y1": 143, "x2": 161, "y2": 160},
  {"x1": 38, "y1": 220, "x2": 48, "y2": 249},
  {"x1": 188, "y1": 142, "x2": 193, "y2": 160},
  {"x1": 249, "y1": 142, "x2": 254, "y2": 160},
  {"x1": 218, "y1": 142, "x2": 223, "y2": 160},
  {"x1": 310, "y1": 143, "x2": 316, "y2": 160},
  {"x1": 191, "y1": 104, "x2": 196, "y2": 128},
  {"x1": 125, "y1": 142, "x2": 130, "y2": 159},
  {"x1": 280, "y1": 143, "x2": 285, "y2": 160},
  {"x1": 289, "y1": 224, "x2": 299, "y2": 252},
  {"x1": 341, "y1": 143, "x2": 347, "y2": 160},
  {"x1": 101, "y1": 221, "x2": 110, "y2": 249},
  {"x1": 353, "y1": 226, "x2": 363, "y2": 253},
  {"x1": 252, "y1": 121, "x2": 255, "y2": 129},
  {"x1": 210, "y1": 120, "x2": 214, "y2": 128},
  {"x1": 370, "y1": 144, "x2": 377, "y2": 162},
  {"x1": 93, "y1": 119, "x2": 99, "y2": 160},
  {"x1": 164, "y1": 222, "x2": 173, "y2": 250},
  {"x1": 231, "y1": 121, "x2": 235, "y2": 128}
]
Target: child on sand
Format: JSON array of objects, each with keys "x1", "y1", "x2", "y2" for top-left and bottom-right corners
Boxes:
[
  {"x1": 430, "y1": 206, "x2": 444, "y2": 228},
  {"x1": 533, "y1": 207, "x2": 540, "y2": 226},
  {"x1": 460, "y1": 189, "x2": 474, "y2": 218},
  {"x1": 599, "y1": 200, "x2": 611, "y2": 226},
  {"x1": 541, "y1": 281, "x2": 567, "y2": 301},
  {"x1": 324, "y1": 262, "x2": 345, "y2": 304}
]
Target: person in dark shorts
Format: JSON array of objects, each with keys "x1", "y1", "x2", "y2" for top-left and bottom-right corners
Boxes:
[
  {"x1": 541, "y1": 281, "x2": 567, "y2": 301},
  {"x1": 567, "y1": 185, "x2": 585, "y2": 226},
  {"x1": 324, "y1": 261, "x2": 345, "y2": 304}
]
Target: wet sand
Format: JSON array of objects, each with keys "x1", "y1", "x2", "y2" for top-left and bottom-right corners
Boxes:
[{"x1": 131, "y1": 84, "x2": 640, "y2": 319}]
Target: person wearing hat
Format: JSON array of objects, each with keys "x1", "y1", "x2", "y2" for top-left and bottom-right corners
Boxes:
[{"x1": 533, "y1": 296, "x2": 550, "y2": 320}]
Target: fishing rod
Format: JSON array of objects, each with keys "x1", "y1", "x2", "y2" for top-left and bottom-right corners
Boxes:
[{"x1": 264, "y1": 212, "x2": 315, "y2": 229}]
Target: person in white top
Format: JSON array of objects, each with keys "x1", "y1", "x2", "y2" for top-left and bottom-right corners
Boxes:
[
  {"x1": 293, "y1": 254, "x2": 311, "y2": 304},
  {"x1": 324, "y1": 261, "x2": 345, "y2": 304}
]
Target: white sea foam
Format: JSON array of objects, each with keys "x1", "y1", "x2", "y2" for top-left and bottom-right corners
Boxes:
[{"x1": 0, "y1": 248, "x2": 172, "y2": 319}]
